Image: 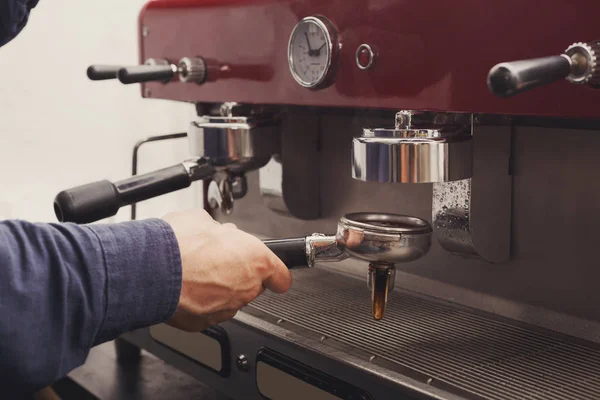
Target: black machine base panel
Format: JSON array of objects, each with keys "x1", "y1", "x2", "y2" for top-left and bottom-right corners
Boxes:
[
  {"x1": 150, "y1": 324, "x2": 230, "y2": 376},
  {"x1": 248, "y1": 268, "x2": 600, "y2": 400}
]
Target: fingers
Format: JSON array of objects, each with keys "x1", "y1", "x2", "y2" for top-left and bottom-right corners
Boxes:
[
  {"x1": 207, "y1": 309, "x2": 238, "y2": 326},
  {"x1": 262, "y1": 251, "x2": 293, "y2": 294},
  {"x1": 168, "y1": 309, "x2": 239, "y2": 333}
]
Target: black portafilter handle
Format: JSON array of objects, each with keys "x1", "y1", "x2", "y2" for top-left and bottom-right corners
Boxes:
[
  {"x1": 87, "y1": 65, "x2": 123, "y2": 81},
  {"x1": 263, "y1": 238, "x2": 309, "y2": 269},
  {"x1": 487, "y1": 55, "x2": 572, "y2": 97},
  {"x1": 118, "y1": 65, "x2": 176, "y2": 84},
  {"x1": 54, "y1": 162, "x2": 211, "y2": 224}
]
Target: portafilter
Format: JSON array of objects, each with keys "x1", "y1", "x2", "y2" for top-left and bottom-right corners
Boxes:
[
  {"x1": 264, "y1": 212, "x2": 432, "y2": 320},
  {"x1": 53, "y1": 114, "x2": 278, "y2": 224}
]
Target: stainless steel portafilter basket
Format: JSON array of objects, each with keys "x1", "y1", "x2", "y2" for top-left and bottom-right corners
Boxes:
[{"x1": 263, "y1": 212, "x2": 432, "y2": 320}]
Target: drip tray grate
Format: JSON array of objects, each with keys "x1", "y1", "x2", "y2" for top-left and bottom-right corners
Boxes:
[{"x1": 248, "y1": 268, "x2": 600, "y2": 400}]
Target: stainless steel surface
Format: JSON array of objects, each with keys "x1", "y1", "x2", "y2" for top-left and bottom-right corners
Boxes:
[
  {"x1": 143, "y1": 57, "x2": 171, "y2": 67},
  {"x1": 287, "y1": 212, "x2": 431, "y2": 319},
  {"x1": 207, "y1": 177, "x2": 234, "y2": 215},
  {"x1": 258, "y1": 156, "x2": 291, "y2": 216},
  {"x1": 236, "y1": 354, "x2": 249, "y2": 372},
  {"x1": 307, "y1": 234, "x2": 347, "y2": 266},
  {"x1": 368, "y1": 264, "x2": 396, "y2": 320},
  {"x1": 336, "y1": 212, "x2": 432, "y2": 264},
  {"x1": 219, "y1": 102, "x2": 241, "y2": 117},
  {"x1": 188, "y1": 115, "x2": 278, "y2": 174},
  {"x1": 249, "y1": 268, "x2": 600, "y2": 400},
  {"x1": 230, "y1": 310, "x2": 455, "y2": 400},
  {"x1": 182, "y1": 158, "x2": 215, "y2": 181},
  {"x1": 355, "y1": 44, "x2": 375, "y2": 71},
  {"x1": 124, "y1": 313, "x2": 452, "y2": 400},
  {"x1": 432, "y1": 179, "x2": 476, "y2": 259},
  {"x1": 352, "y1": 111, "x2": 473, "y2": 183},
  {"x1": 367, "y1": 264, "x2": 395, "y2": 291},
  {"x1": 302, "y1": 212, "x2": 432, "y2": 268},
  {"x1": 287, "y1": 16, "x2": 339, "y2": 89},
  {"x1": 178, "y1": 56, "x2": 208, "y2": 84},
  {"x1": 432, "y1": 124, "x2": 512, "y2": 263},
  {"x1": 187, "y1": 112, "x2": 281, "y2": 213},
  {"x1": 352, "y1": 109, "x2": 511, "y2": 263},
  {"x1": 565, "y1": 41, "x2": 600, "y2": 86}
]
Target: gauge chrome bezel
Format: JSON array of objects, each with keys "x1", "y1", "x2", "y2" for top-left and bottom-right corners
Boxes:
[{"x1": 287, "y1": 15, "x2": 339, "y2": 90}]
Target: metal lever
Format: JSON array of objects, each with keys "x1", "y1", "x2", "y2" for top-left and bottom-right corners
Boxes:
[
  {"x1": 54, "y1": 159, "x2": 214, "y2": 223},
  {"x1": 487, "y1": 55, "x2": 572, "y2": 97},
  {"x1": 488, "y1": 40, "x2": 600, "y2": 97},
  {"x1": 88, "y1": 57, "x2": 209, "y2": 85},
  {"x1": 87, "y1": 65, "x2": 123, "y2": 81},
  {"x1": 118, "y1": 64, "x2": 177, "y2": 84}
]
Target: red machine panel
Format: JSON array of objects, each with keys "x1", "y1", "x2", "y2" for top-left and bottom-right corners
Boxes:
[{"x1": 138, "y1": 0, "x2": 600, "y2": 118}]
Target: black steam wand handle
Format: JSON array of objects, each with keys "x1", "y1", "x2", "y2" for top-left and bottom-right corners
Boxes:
[
  {"x1": 54, "y1": 160, "x2": 214, "y2": 224},
  {"x1": 118, "y1": 65, "x2": 177, "y2": 84},
  {"x1": 87, "y1": 65, "x2": 123, "y2": 81},
  {"x1": 263, "y1": 238, "x2": 309, "y2": 269},
  {"x1": 487, "y1": 55, "x2": 572, "y2": 97}
]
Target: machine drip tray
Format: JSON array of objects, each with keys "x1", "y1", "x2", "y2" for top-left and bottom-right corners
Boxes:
[{"x1": 247, "y1": 268, "x2": 600, "y2": 400}]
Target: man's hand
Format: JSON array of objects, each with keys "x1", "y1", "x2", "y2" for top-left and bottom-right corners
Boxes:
[{"x1": 162, "y1": 210, "x2": 292, "y2": 332}]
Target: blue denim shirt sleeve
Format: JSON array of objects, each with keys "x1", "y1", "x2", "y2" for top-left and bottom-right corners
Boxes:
[
  {"x1": 0, "y1": 0, "x2": 39, "y2": 47},
  {"x1": 0, "y1": 218, "x2": 182, "y2": 395}
]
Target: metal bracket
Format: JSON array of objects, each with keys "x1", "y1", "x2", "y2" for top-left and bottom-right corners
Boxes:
[
  {"x1": 432, "y1": 125, "x2": 512, "y2": 263},
  {"x1": 353, "y1": 111, "x2": 512, "y2": 263}
]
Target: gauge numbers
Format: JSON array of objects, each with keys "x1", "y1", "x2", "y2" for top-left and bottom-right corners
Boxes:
[{"x1": 288, "y1": 16, "x2": 338, "y2": 89}]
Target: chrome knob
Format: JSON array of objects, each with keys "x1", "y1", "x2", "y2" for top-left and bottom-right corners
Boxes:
[
  {"x1": 178, "y1": 57, "x2": 208, "y2": 84},
  {"x1": 564, "y1": 41, "x2": 600, "y2": 86},
  {"x1": 488, "y1": 40, "x2": 600, "y2": 97}
]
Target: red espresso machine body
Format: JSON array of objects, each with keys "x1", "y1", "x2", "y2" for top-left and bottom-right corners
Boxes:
[{"x1": 86, "y1": 1, "x2": 600, "y2": 399}]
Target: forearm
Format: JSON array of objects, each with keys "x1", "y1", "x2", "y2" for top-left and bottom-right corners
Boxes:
[{"x1": 0, "y1": 218, "x2": 181, "y2": 395}]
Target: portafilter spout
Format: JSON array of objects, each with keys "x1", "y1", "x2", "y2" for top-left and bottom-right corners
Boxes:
[{"x1": 263, "y1": 212, "x2": 432, "y2": 320}]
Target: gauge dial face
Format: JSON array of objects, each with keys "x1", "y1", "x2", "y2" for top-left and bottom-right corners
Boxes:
[{"x1": 288, "y1": 16, "x2": 337, "y2": 89}]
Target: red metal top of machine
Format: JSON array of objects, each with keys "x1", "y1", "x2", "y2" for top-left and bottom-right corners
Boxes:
[{"x1": 138, "y1": 0, "x2": 600, "y2": 118}]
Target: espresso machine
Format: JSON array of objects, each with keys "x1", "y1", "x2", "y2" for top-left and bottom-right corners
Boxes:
[{"x1": 54, "y1": 1, "x2": 600, "y2": 398}]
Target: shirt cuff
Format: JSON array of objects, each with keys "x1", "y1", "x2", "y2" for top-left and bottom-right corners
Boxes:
[{"x1": 86, "y1": 218, "x2": 182, "y2": 345}]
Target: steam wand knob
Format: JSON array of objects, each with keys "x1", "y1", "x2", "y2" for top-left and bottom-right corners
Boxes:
[
  {"x1": 117, "y1": 57, "x2": 209, "y2": 85},
  {"x1": 117, "y1": 58, "x2": 178, "y2": 84},
  {"x1": 87, "y1": 65, "x2": 123, "y2": 81},
  {"x1": 488, "y1": 40, "x2": 600, "y2": 97}
]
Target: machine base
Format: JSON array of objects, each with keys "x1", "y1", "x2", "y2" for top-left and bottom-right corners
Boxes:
[{"x1": 123, "y1": 268, "x2": 600, "y2": 400}]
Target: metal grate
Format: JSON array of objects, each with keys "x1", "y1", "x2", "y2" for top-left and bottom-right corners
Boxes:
[{"x1": 249, "y1": 268, "x2": 600, "y2": 400}]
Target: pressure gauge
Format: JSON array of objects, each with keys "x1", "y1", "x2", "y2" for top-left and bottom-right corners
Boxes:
[{"x1": 288, "y1": 16, "x2": 339, "y2": 89}]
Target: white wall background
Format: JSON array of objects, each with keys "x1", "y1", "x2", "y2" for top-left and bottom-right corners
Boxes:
[{"x1": 0, "y1": 0, "x2": 200, "y2": 223}]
